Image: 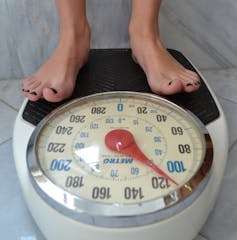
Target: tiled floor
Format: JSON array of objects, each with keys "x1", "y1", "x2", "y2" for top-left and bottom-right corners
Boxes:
[{"x1": 0, "y1": 68, "x2": 237, "y2": 240}]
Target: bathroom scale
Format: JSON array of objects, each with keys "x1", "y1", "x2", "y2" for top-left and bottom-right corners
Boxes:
[{"x1": 13, "y1": 49, "x2": 228, "y2": 240}]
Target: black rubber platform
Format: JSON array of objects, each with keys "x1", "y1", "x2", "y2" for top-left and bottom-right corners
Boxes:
[{"x1": 22, "y1": 49, "x2": 219, "y2": 126}]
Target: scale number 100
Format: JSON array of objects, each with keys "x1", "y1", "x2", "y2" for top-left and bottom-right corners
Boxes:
[{"x1": 167, "y1": 161, "x2": 187, "y2": 173}]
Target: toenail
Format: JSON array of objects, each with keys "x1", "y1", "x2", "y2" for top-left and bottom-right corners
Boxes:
[
  {"x1": 49, "y1": 87, "x2": 58, "y2": 94},
  {"x1": 30, "y1": 91, "x2": 37, "y2": 96},
  {"x1": 186, "y1": 83, "x2": 193, "y2": 87},
  {"x1": 23, "y1": 89, "x2": 30, "y2": 92}
]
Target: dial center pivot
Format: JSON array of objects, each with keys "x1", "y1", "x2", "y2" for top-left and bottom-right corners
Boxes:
[{"x1": 105, "y1": 129, "x2": 178, "y2": 185}]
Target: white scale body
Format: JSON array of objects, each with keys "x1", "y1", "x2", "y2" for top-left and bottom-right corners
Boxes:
[{"x1": 13, "y1": 51, "x2": 228, "y2": 240}]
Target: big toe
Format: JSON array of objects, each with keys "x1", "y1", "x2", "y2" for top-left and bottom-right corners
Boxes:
[
  {"x1": 42, "y1": 87, "x2": 71, "y2": 102},
  {"x1": 151, "y1": 79, "x2": 184, "y2": 95}
]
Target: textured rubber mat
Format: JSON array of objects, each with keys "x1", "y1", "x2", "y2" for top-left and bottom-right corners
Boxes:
[{"x1": 22, "y1": 49, "x2": 219, "y2": 126}]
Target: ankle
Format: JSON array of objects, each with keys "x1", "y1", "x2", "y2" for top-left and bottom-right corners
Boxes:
[
  {"x1": 60, "y1": 20, "x2": 90, "y2": 44},
  {"x1": 54, "y1": 24, "x2": 90, "y2": 66},
  {"x1": 129, "y1": 21, "x2": 158, "y2": 42}
]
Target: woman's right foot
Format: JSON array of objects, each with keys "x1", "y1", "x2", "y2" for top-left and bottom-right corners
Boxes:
[{"x1": 22, "y1": 23, "x2": 90, "y2": 102}]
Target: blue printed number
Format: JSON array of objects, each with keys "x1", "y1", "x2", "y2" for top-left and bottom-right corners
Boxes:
[
  {"x1": 50, "y1": 159, "x2": 72, "y2": 171},
  {"x1": 117, "y1": 104, "x2": 123, "y2": 112},
  {"x1": 131, "y1": 167, "x2": 139, "y2": 175},
  {"x1": 155, "y1": 149, "x2": 163, "y2": 155},
  {"x1": 167, "y1": 161, "x2": 186, "y2": 173},
  {"x1": 75, "y1": 142, "x2": 85, "y2": 149}
]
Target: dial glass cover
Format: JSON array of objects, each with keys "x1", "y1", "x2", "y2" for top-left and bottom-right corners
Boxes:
[{"x1": 27, "y1": 92, "x2": 213, "y2": 227}]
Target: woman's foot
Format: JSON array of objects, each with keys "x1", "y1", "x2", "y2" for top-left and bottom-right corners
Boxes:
[
  {"x1": 129, "y1": 27, "x2": 201, "y2": 95},
  {"x1": 22, "y1": 24, "x2": 90, "y2": 102}
]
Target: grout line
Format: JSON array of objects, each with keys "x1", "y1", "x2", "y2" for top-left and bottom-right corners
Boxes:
[
  {"x1": 0, "y1": 78, "x2": 23, "y2": 81},
  {"x1": 162, "y1": 4, "x2": 235, "y2": 69},
  {"x1": 0, "y1": 138, "x2": 12, "y2": 147},
  {"x1": 217, "y1": 96, "x2": 237, "y2": 105},
  {"x1": 199, "y1": 67, "x2": 237, "y2": 73},
  {"x1": 229, "y1": 139, "x2": 237, "y2": 153},
  {"x1": 0, "y1": 99, "x2": 19, "y2": 112}
]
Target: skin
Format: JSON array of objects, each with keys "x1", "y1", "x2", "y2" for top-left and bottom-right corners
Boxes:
[{"x1": 22, "y1": 0, "x2": 200, "y2": 102}]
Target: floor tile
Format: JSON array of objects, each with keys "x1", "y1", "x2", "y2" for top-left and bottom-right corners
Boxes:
[
  {"x1": 218, "y1": 98, "x2": 237, "y2": 147},
  {"x1": 0, "y1": 78, "x2": 25, "y2": 110},
  {"x1": 0, "y1": 140, "x2": 45, "y2": 240},
  {"x1": 0, "y1": 101, "x2": 17, "y2": 144},
  {"x1": 202, "y1": 68, "x2": 237, "y2": 103},
  {"x1": 201, "y1": 142, "x2": 237, "y2": 240},
  {"x1": 0, "y1": 139, "x2": 20, "y2": 206},
  {"x1": 200, "y1": 68, "x2": 237, "y2": 147}
]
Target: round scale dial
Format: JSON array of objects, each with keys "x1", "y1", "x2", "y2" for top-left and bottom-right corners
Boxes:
[{"x1": 27, "y1": 92, "x2": 213, "y2": 227}]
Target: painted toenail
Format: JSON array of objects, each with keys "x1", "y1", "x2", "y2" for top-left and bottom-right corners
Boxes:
[
  {"x1": 49, "y1": 87, "x2": 58, "y2": 94},
  {"x1": 30, "y1": 91, "x2": 37, "y2": 96},
  {"x1": 186, "y1": 83, "x2": 193, "y2": 87},
  {"x1": 22, "y1": 89, "x2": 30, "y2": 92}
]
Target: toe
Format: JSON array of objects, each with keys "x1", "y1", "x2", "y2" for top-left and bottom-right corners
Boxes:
[
  {"x1": 183, "y1": 80, "x2": 200, "y2": 93},
  {"x1": 183, "y1": 83, "x2": 197, "y2": 93},
  {"x1": 26, "y1": 91, "x2": 40, "y2": 101},
  {"x1": 179, "y1": 72, "x2": 200, "y2": 93},
  {"x1": 43, "y1": 87, "x2": 69, "y2": 102},
  {"x1": 184, "y1": 69, "x2": 201, "y2": 84},
  {"x1": 23, "y1": 76, "x2": 38, "y2": 90},
  {"x1": 26, "y1": 85, "x2": 44, "y2": 101},
  {"x1": 152, "y1": 79, "x2": 184, "y2": 95},
  {"x1": 27, "y1": 80, "x2": 41, "y2": 91},
  {"x1": 22, "y1": 76, "x2": 43, "y2": 100},
  {"x1": 26, "y1": 90, "x2": 42, "y2": 101}
]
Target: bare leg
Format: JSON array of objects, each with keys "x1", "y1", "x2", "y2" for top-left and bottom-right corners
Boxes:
[
  {"x1": 129, "y1": 0, "x2": 201, "y2": 95},
  {"x1": 22, "y1": 0, "x2": 90, "y2": 102}
]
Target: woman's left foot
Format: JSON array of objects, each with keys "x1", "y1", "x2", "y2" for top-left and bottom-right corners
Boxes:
[{"x1": 129, "y1": 28, "x2": 201, "y2": 95}]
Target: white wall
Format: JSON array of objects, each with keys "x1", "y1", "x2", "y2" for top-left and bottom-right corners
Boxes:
[{"x1": 1, "y1": 0, "x2": 237, "y2": 79}]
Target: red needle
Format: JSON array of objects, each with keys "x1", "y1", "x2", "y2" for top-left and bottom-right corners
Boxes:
[{"x1": 105, "y1": 129, "x2": 178, "y2": 185}]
